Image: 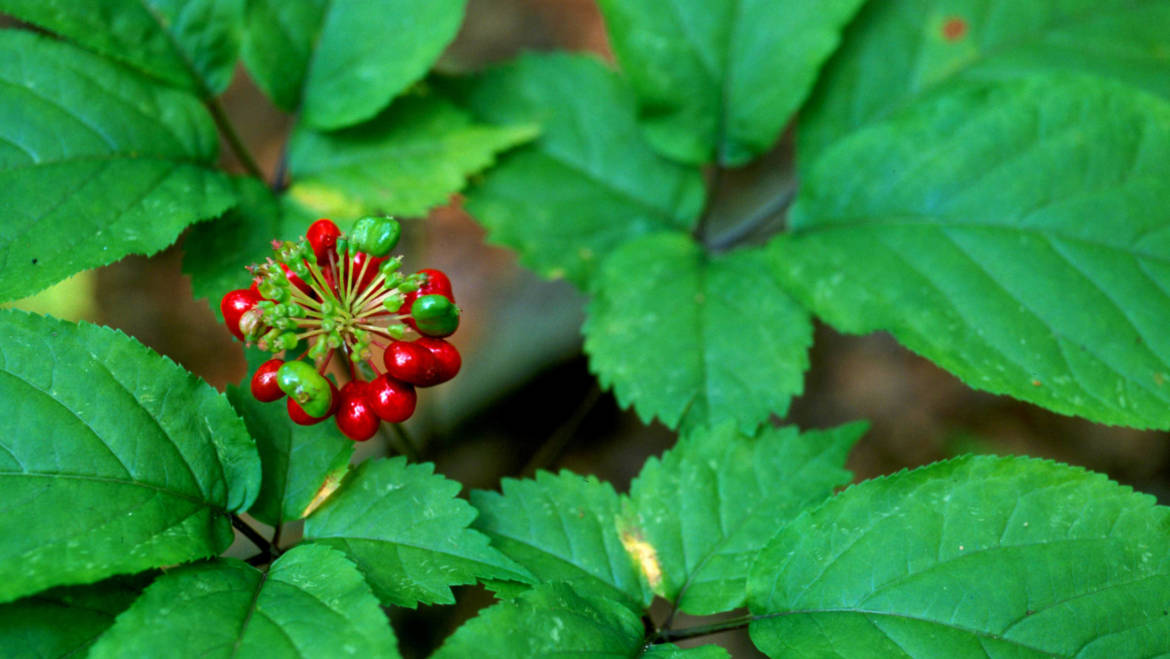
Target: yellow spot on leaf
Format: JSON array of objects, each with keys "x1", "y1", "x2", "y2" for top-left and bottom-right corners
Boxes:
[
  {"x1": 620, "y1": 527, "x2": 662, "y2": 590},
  {"x1": 289, "y1": 182, "x2": 366, "y2": 218},
  {"x1": 301, "y1": 472, "x2": 344, "y2": 518}
]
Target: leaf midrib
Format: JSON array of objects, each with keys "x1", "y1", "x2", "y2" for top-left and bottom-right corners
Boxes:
[
  {"x1": 789, "y1": 215, "x2": 1170, "y2": 267},
  {"x1": 0, "y1": 472, "x2": 224, "y2": 512},
  {"x1": 752, "y1": 607, "x2": 1054, "y2": 656}
]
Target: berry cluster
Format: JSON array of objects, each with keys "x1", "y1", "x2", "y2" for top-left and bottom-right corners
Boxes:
[{"x1": 220, "y1": 217, "x2": 461, "y2": 441}]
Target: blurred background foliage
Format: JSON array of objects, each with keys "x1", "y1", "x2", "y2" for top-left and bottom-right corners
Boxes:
[{"x1": 7, "y1": 0, "x2": 1168, "y2": 655}]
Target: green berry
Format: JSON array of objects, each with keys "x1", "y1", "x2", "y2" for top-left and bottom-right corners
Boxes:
[
  {"x1": 276, "y1": 360, "x2": 333, "y2": 418},
  {"x1": 351, "y1": 216, "x2": 402, "y2": 257},
  {"x1": 410, "y1": 294, "x2": 460, "y2": 337}
]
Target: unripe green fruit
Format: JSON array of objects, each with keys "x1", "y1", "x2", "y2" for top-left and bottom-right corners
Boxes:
[
  {"x1": 276, "y1": 360, "x2": 333, "y2": 418},
  {"x1": 410, "y1": 294, "x2": 460, "y2": 337},
  {"x1": 351, "y1": 216, "x2": 402, "y2": 257}
]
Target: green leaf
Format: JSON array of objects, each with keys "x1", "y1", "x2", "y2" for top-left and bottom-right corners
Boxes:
[
  {"x1": 243, "y1": 0, "x2": 466, "y2": 128},
  {"x1": 0, "y1": 573, "x2": 152, "y2": 658},
  {"x1": 623, "y1": 422, "x2": 865, "y2": 616},
  {"x1": 773, "y1": 76, "x2": 1170, "y2": 430},
  {"x1": 287, "y1": 94, "x2": 537, "y2": 219},
  {"x1": 0, "y1": 310, "x2": 260, "y2": 603},
  {"x1": 432, "y1": 583, "x2": 644, "y2": 658},
  {"x1": 0, "y1": 30, "x2": 235, "y2": 304},
  {"x1": 182, "y1": 178, "x2": 281, "y2": 320},
  {"x1": 470, "y1": 470, "x2": 652, "y2": 611},
  {"x1": 0, "y1": 0, "x2": 244, "y2": 94},
  {"x1": 597, "y1": 0, "x2": 866, "y2": 165},
  {"x1": 747, "y1": 455, "x2": 1170, "y2": 657},
  {"x1": 240, "y1": 0, "x2": 327, "y2": 111},
  {"x1": 303, "y1": 458, "x2": 532, "y2": 608},
  {"x1": 801, "y1": 0, "x2": 1170, "y2": 162},
  {"x1": 90, "y1": 545, "x2": 399, "y2": 658},
  {"x1": 227, "y1": 381, "x2": 353, "y2": 527},
  {"x1": 585, "y1": 233, "x2": 812, "y2": 433},
  {"x1": 450, "y1": 52, "x2": 706, "y2": 287}
]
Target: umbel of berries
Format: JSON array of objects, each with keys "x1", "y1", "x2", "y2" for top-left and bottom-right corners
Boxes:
[{"x1": 220, "y1": 217, "x2": 462, "y2": 441}]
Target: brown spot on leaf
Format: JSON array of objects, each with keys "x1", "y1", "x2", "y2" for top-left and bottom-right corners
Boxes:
[
  {"x1": 942, "y1": 16, "x2": 968, "y2": 42},
  {"x1": 1031, "y1": 380, "x2": 1042, "y2": 387}
]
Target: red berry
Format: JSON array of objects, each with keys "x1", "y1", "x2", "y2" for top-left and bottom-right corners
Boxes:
[
  {"x1": 221, "y1": 288, "x2": 262, "y2": 341},
  {"x1": 281, "y1": 263, "x2": 313, "y2": 298},
  {"x1": 383, "y1": 340, "x2": 439, "y2": 386},
  {"x1": 402, "y1": 269, "x2": 454, "y2": 334},
  {"x1": 286, "y1": 377, "x2": 338, "y2": 425},
  {"x1": 335, "y1": 381, "x2": 380, "y2": 441},
  {"x1": 251, "y1": 358, "x2": 285, "y2": 402},
  {"x1": 368, "y1": 374, "x2": 416, "y2": 423},
  {"x1": 415, "y1": 337, "x2": 461, "y2": 384},
  {"x1": 307, "y1": 219, "x2": 340, "y2": 264},
  {"x1": 349, "y1": 251, "x2": 385, "y2": 291}
]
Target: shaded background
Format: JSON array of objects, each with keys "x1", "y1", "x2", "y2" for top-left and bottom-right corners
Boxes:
[{"x1": 12, "y1": 1, "x2": 1168, "y2": 655}]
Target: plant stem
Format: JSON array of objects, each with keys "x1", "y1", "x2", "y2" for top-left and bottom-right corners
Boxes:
[
  {"x1": 691, "y1": 166, "x2": 726, "y2": 245},
  {"x1": 653, "y1": 614, "x2": 755, "y2": 643},
  {"x1": 520, "y1": 384, "x2": 603, "y2": 477},
  {"x1": 272, "y1": 137, "x2": 291, "y2": 193},
  {"x1": 391, "y1": 423, "x2": 421, "y2": 461},
  {"x1": 232, "y1": 514, "x2": 278, "y2": 559},
  {"x1": 206, "y1": 98, "x2": 264, "y2": 180},
  {"x1": 706, "y1": 182, "x2": 797, "y2": 252}
]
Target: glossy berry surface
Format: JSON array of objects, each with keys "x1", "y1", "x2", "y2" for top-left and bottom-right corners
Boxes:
[
  {"x1": 251, "y1": 359, "x2": 285, "y2": 402},
  {"x1": 306, "y1": 218, "x2": 341, "y2": 264},
  {"x1": 383, "y1": 340, "x2": 439, "y2": 386},
  {"x1": 221, "y1": 288, "x2": 262, "y2": 341},
  {"x1": 415, "y1": 337, "x2": 461, "y2": 384},
  {"x1": 335, "y1": 381, "x2": 380, "y2": 441},
  {"x1": 410, "y1": 294, "x2": 460, "y2": 338},
  {"x1": 368, "y1": 375, "x2": 416, "y2": 423}
]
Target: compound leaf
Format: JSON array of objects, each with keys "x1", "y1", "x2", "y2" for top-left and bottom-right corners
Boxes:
[
  {"x1": 0, "y1": 573, "x2": 152, "y2": 658},
  {"x1": 773, "y1": 76, "x2": 1170, "y2": 430},
  {"x1": 303, "y1": 458, "x2": 532, "y2": 608},
  {"x1": 801, "y1": 0, "x2": 1170, "y2": 162},
  {"x1": 0, "y1": 30, "x2": 235, "y2": 304},
  {"x1": 0, "y1": 310, "x2": 260, "y2": 604},
  {"x1": 451, "y1": 52, "x2": 705, "y2": 288},
  {"x1": 243, "y1": 0, "x2": 466, "y2": 129},
  {"x1": 432, "y1": 583, "x2": 644, "y2": 659},
  {"x1": 288, "y1": 94, "x2": 537, "y2": 219},
  {"x1": 0, "y1": 0, "x2": 244, "y2": 94},
  {"x1": 585, "y1": 233, "x2": 811, "y2": 433},
  {"x1": 624, "y1": 422, "x2": 865, "y2": 616},
  {"x1": 227, "y1": 380, "x2": 353, "y2": 526},
  {"x1": 598, "y1": 0, "x2": 866, "y2": 165},
  {"x1": 89, "y1": 545, "x2": 399, "y2": 658},
  {"x1": 748, "y1": 455, "x2": 1170, "y2": 657}
]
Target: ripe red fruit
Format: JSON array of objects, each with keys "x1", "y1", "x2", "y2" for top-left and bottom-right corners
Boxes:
[
  {"x1": 402, "y1": 269, "x2": 454, "y2": 334},
  {"x1": 251, "y1": 358, "x2": 285, "y2": 402},
  {"x1": 221, "y1": 288, "x2": 263, "y2": 341},
  {"x1": 415, "y1": 337, "x2": 461, "y2": 384},
  {"x1": 307, "y1": 219, "x2": 341, "y2": 264},
  {"x1": 281, "y1": 263, "x2": 314, "y2": 298},
  {"x1": 349, "y1": 251, "x2": 385, "y2": 291},
  {"x1": 383, "y1": 340, "x2": 439, "y2": 386},
  {"x1": 368, "y1": 374, "x2": 416, "y2": 423},
  {"x1": 286, "y1": 377, "x2": 338, "y2": 425},
  {"x1": 335, "y1": 381, "x2": 380, "y2": 441}
]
